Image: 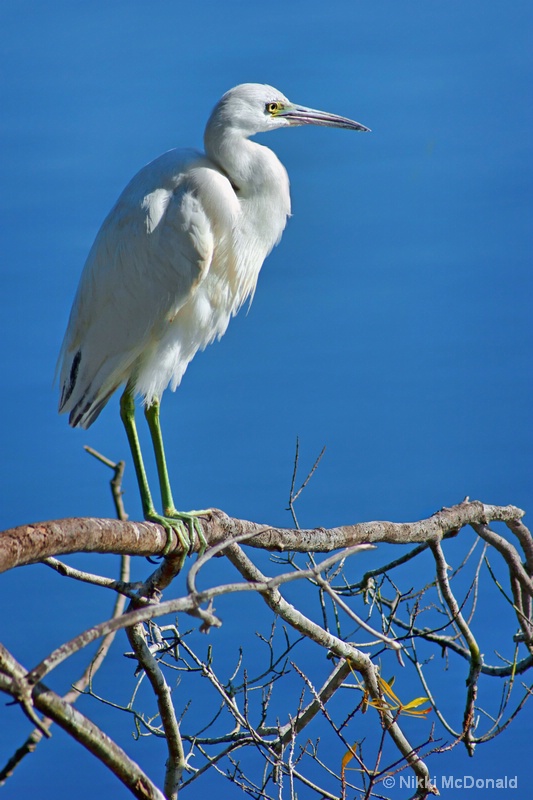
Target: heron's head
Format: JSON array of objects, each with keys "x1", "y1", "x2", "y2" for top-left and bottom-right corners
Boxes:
[{"x1": 207, "y1": 83, "x2": 370, "y2": 139}]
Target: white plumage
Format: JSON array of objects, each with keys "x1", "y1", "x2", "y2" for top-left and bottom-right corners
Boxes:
[{"x1": 58, "y1": 83, "x2": 368, "y2": 548}]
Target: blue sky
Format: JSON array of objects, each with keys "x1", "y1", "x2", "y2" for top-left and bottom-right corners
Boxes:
[{"x1": 1, "y1": 2, "x2": 532, "y2": 797}]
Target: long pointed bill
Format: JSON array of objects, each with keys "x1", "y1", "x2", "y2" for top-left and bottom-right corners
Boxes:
[{"x1": 279, "y1": 104, "x2": 370, "y2": 131}]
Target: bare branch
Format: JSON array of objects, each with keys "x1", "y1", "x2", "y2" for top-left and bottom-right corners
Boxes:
[
  {"x1": 429, "y1": 540, "x2": 481, "y2": 754},
  {"x1": 0, "y1": 500, "x2": 524, "y2": 570},
  {"x1": 125, "y1": 619, "x2": 185, "y2": 800},
  {"x1": 224, "y1": 543, "x2": 435, "y2": 792},
  {"x1": 0, "y1": 645, "x2": 164, "y2": 799},
  {"x1": 1, "y1": 496, "x2": 530, "y2": 798}
]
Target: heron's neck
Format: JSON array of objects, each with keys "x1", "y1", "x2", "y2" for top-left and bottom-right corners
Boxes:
[{"x1": 204, "y1": 127, "x2": 287, "y2": 201}]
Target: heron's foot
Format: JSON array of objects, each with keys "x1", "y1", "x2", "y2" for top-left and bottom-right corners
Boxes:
[{"x1": 147, "y1": 508, "x2": 211, "y2": 560}]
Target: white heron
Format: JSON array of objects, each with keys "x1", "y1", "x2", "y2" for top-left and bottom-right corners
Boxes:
[{"x1": 58, "y1": 83, "x2": 369, "y2": 557}]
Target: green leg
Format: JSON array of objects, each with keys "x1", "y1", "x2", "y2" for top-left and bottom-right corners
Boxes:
[
  {"x1": 144, "y1": 397, "x2": 177, "y2": 516},
  {"x1": 120, "y1": 385, "x2": 192, "y2": 562},
  {"x1": 144, "y1": 397, "x2": 209, "y2": 558},
  {"x1": 119, "y1": 384, "x2": 156, "y2": 519}
]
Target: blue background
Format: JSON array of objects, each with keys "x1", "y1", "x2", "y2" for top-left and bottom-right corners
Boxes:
[{"x1": 1, "y1": 2, "x2": 531, "y2": 798}]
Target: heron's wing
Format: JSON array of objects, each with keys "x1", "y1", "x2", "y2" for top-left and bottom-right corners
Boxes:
[{"x1": 58, "y1": 149, "x2": 218, "y2": 427}]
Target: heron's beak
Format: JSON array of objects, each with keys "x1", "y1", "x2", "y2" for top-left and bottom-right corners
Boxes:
[{"x1": 278, "y1": 104, "x2": 370, "y2": 132}]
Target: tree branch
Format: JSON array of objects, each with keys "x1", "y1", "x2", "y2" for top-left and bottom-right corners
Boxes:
[
  {"x1": 0, "y1": 501, "x2": 524, "y2": 571},
  {"x1": 0, "y1": 644, "x2": 165, "y2": 800},
  {"x1": 224, "y1": 542, "x2": 436, "y2": 795}
]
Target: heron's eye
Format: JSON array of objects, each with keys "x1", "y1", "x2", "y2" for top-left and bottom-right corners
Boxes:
[{"x1": 266, "y1": 101, "x2": 282, "y2": 115}]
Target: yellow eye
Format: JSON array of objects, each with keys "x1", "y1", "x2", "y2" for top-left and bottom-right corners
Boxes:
[{"x1": 266, "y1": 101, "x2": 282, "y2": 115}]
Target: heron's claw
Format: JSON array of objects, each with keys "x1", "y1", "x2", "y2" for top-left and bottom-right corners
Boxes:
[{"x1": 146, "y1": 508, "x2": 211, "y2": 561}]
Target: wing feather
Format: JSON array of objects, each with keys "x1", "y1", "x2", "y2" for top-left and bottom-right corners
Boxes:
[{"x1": 58, "y1": 148, "x2": 216, "y2": 427}]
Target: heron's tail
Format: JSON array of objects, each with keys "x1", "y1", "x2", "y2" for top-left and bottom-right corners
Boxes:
[{"x1": 58, "y1": 346, "x2": 123, "y2": 429}]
